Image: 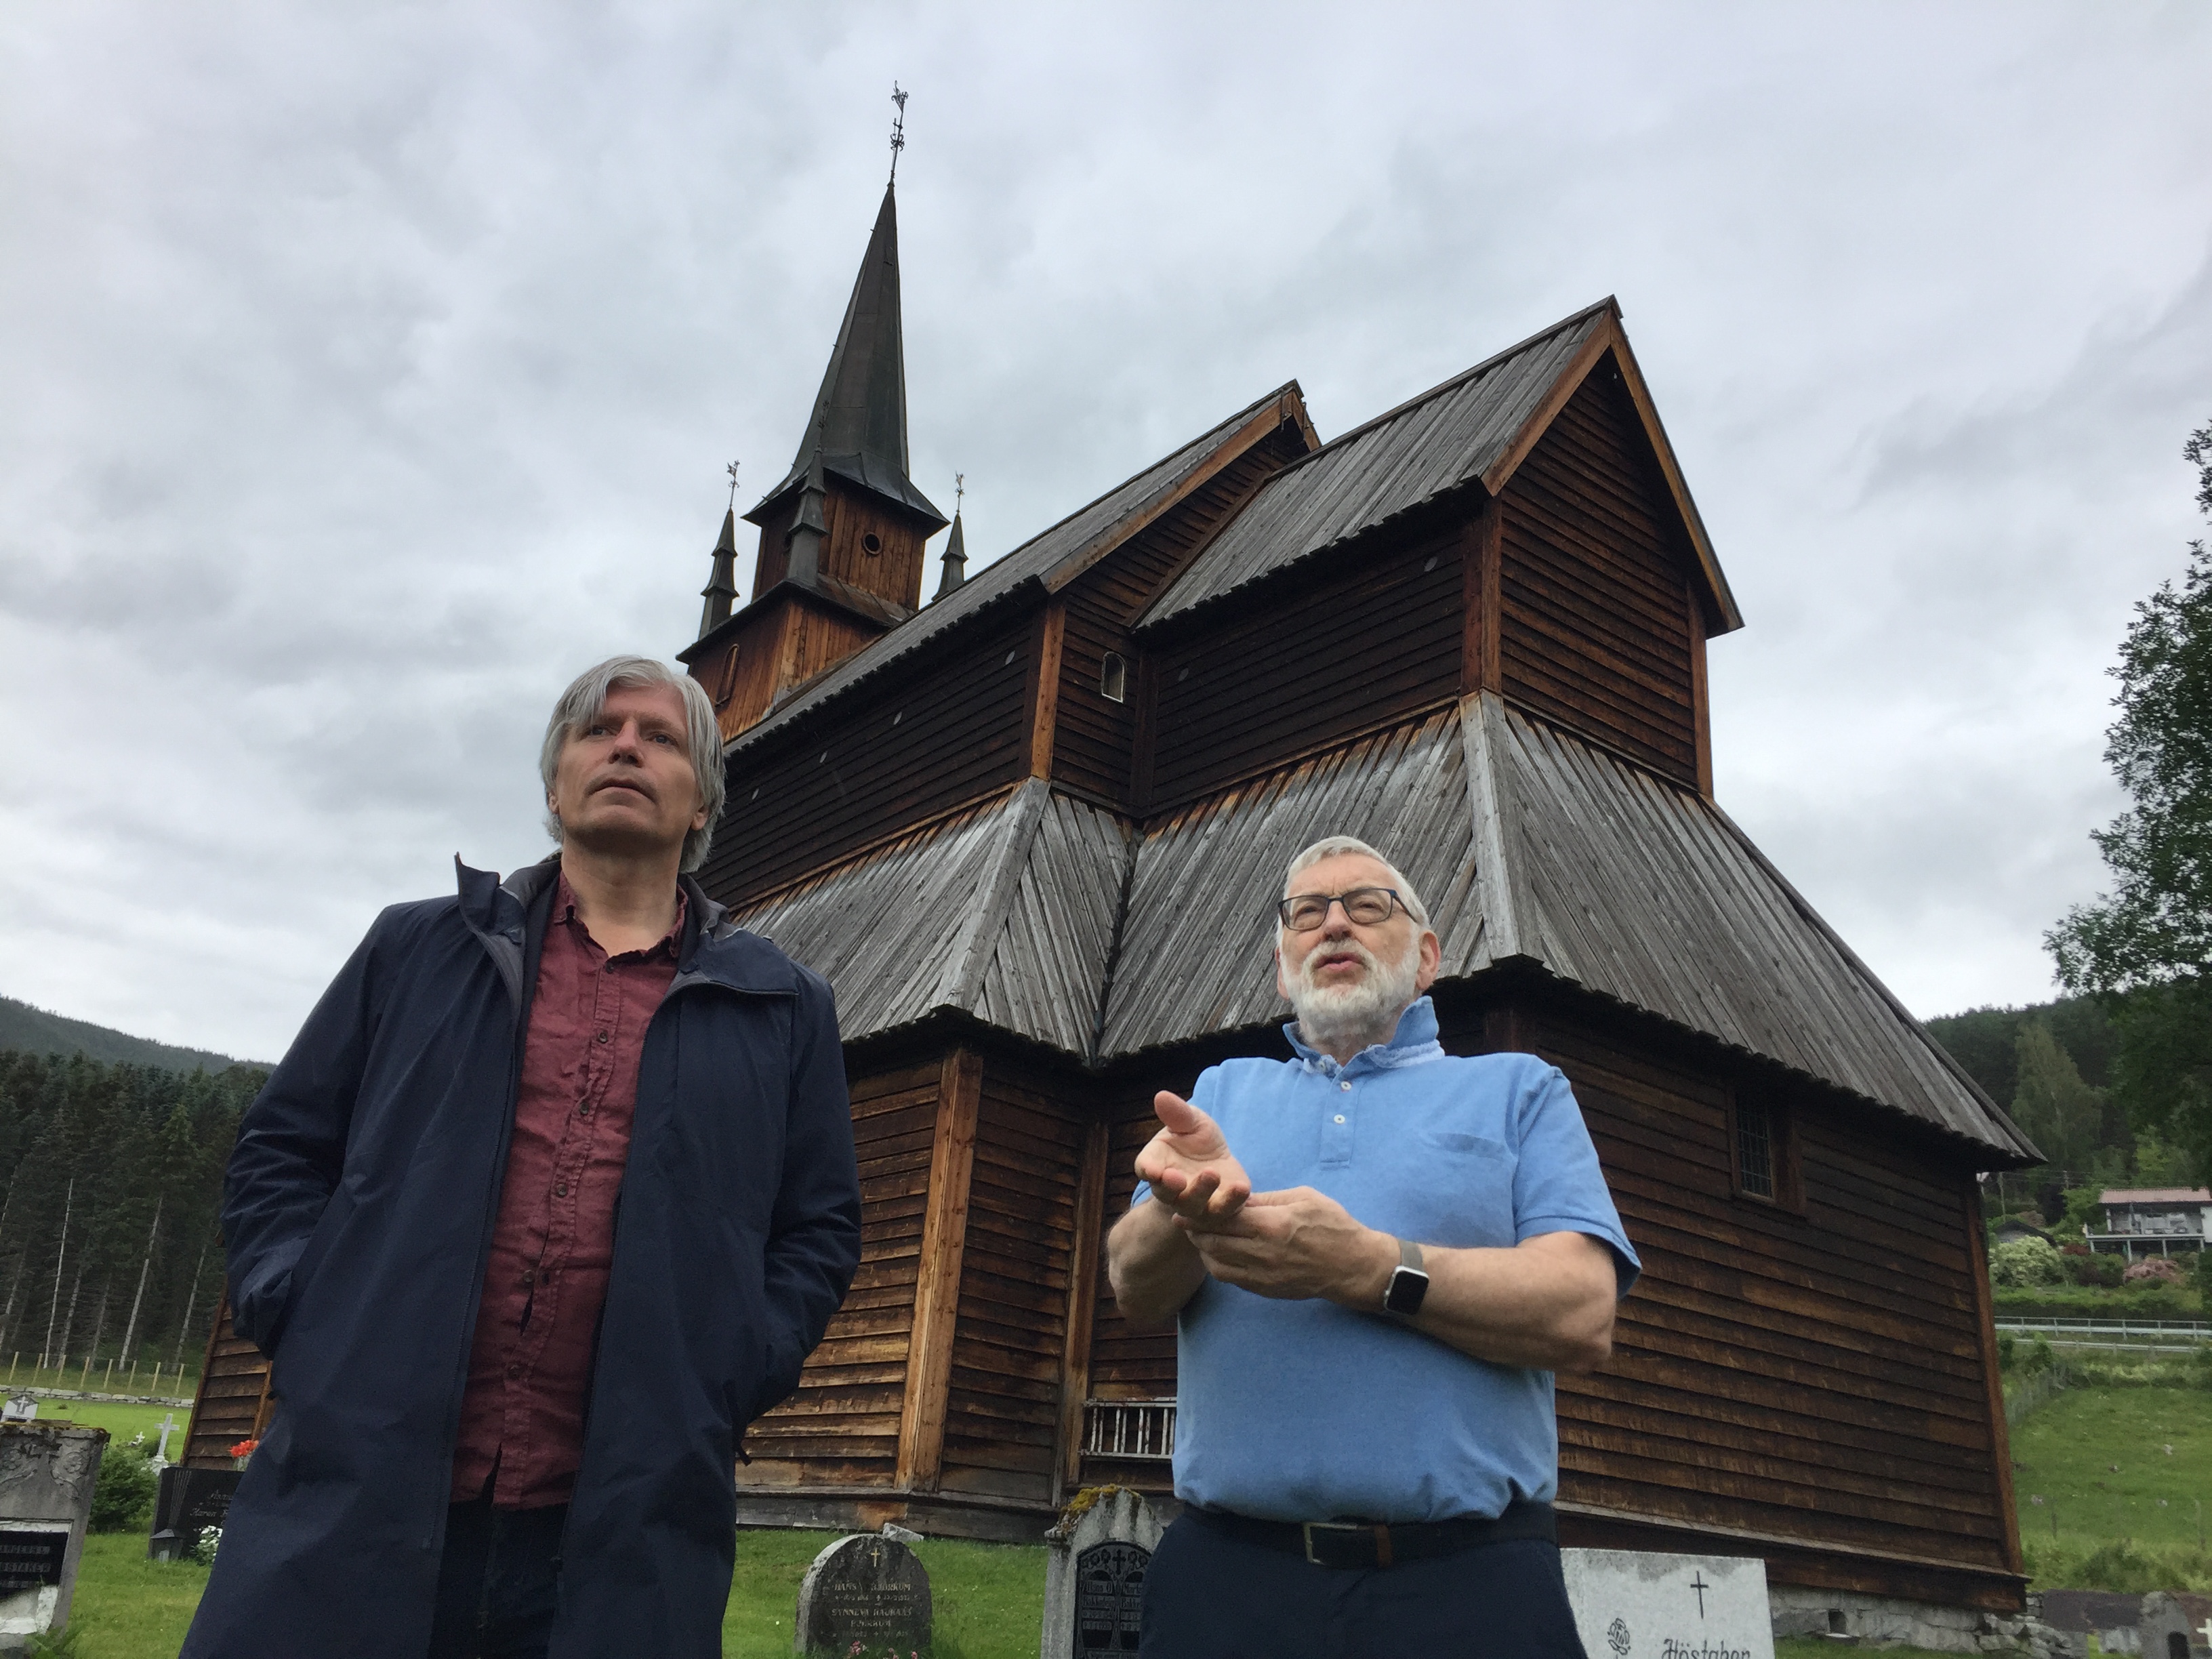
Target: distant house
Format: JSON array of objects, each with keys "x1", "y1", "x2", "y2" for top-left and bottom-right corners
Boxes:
[
  {"x1": 1992, "y1": 1216, "x2": 2052, "y2": 1248},
  {"x1": 2089, "y1": 1189, "x2": 2212, "y2": 1258}
]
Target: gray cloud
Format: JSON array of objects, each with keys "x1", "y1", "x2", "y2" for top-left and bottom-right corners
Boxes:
[{"x1": 3, "y1": 1, "x2": 2208, "y2": 1059}]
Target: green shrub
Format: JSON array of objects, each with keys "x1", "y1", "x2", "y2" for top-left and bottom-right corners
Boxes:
[
  {"x1": 1999, "y1": 1332, "x2": 2018, "y2": 1368},
  {"x1": 1992, "y1": 1235, "x2": 2066, "y2": 1287},
  {"x1": 89, "y1": 1439, "x2": 158, "y2": 1534}
]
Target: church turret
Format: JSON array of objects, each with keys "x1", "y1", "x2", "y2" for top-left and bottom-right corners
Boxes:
[
  {"x1": 680, "y1": 96, "x2": 947, "y2": 739},
  {"x1": 932, "y1": 475, "x2": 967, "y2": 601},
  {"x1": 697, "y1": 508, "x2": 739, "y2": 637}
]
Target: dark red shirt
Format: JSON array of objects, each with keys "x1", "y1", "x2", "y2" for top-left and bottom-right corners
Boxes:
[{"x1": 450, "y1": 876, "x2": 684, "y2": 1509}]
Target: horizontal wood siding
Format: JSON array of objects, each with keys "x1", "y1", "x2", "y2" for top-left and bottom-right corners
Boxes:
[
  {"x1": 739, "y1": 1059, "x2": 939, "y2": 1486},
  {"x1": 184, "y1": 1300, "x2": 270, "y2": 1470},
  {"x1": 1054, "y1": 432, "x2": 1305, "y2": 807},
  {"x1": 1507, "y1": 1014, "x2": 2010, "y2": 1574},
  {"x1": 700, "y1": 617, "x2": 1033, "y2": 906},
  {"x1": 1498, "y1": 363, "x2": 1698, "y2": 784},
  {"x1": 1143, "y1": 532, "x2": 1465, "y2": 812},
  {"x1": 938, "y1": 1063, "x2": 1086, "y2": 1501}
]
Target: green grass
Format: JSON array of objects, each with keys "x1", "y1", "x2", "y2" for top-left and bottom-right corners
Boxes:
[
  {"x1": 62, "y1": 1535, "x2": 209, "y2": 1658},
  {"x1": 60, "y1": 1528, "x2": 1046, "y2": 1659},
  {"x1": 30, "y1": 1400, "x2": 190, "y2": 1454},
  {"x1": 1, "y1": 1359, "x2": 198, "y2": 1399},
  {"x1": 2011, "y1": 1384, "x2": 2212, "y2": 1553}
]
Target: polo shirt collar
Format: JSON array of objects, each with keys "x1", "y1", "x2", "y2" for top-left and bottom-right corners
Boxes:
[{"x1": 1284, "y1": 995, "x2": 1446, "y2": 1077}]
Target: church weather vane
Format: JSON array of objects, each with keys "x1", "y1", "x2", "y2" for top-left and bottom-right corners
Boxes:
[
  {"x1": 954, "y1": 472, "x2": 964, "y2": 515},
  {"x1": 888, "y1": 83, "x2": 908, "y2": 184},
  {"x1": 725, "y1": 459, "x2": 741, "y2": 512}
]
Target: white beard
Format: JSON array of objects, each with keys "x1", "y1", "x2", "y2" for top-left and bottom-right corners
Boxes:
[{"x1": 1288, "y1": 933, "x2": 1422, "y2": 1054}]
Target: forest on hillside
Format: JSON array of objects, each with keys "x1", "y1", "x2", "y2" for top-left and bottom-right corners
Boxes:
[
  {"x1": 1926, "y1": 996, "x2": 2201, "y2": 1218},
  {"x1": 0, "y1": 1049, "x2": 266, "y2": 1378}
]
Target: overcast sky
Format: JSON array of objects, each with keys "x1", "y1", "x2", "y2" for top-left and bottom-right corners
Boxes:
[{"x1": 3, "y1": 2, "x2": 2208, "y2": 1064}]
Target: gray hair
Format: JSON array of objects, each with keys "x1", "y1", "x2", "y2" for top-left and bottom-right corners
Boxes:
[
  {"x1": 1282, "y1": 835, "x2": 1432, "y2": 930},
  {"x1": 539, "y1": 656, "x2": 725, "y2": 873}
]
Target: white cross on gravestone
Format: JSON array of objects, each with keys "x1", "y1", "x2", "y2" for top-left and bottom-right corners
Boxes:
[{"x1": 2198, "y1": 1615, "x2": 2212, "y2": 1647}]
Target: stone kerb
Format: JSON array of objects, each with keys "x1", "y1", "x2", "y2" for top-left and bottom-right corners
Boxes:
[
  {"x1": 1043, "y1": 1487, "x2": 1163, "y2": 1659},
  {"x1": 792, "y1": 1532, "x2": 932, "y2": 1657},
  {"x1": 0, "y1": 1422, "x2": 108, "y2": 1656}
]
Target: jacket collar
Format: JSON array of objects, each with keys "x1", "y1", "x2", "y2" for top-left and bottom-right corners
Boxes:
[
  {"x1": 1284, "y1": 994, "x2": 1446, "y2": 1078},
  {"x1": 455, "y1": 854, "x2": 801, "y2": 998}
]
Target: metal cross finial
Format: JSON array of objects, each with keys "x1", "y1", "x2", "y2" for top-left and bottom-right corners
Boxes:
[
  {"x1": 954, "y1": 472, "x2": 964, "y2": 515},
  {"x1": 888, "y1": 83, "x2": 908, "y2": 184},
  {"x1": 725, "y1": 459, "x2": 741, "y2": 511}
]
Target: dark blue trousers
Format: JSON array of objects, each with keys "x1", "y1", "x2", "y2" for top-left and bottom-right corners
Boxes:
[
  {"x1": 1139, "y1": 1513, "x2": 1589, "y2": 1659},
  {"x1": 427, "y1": 1498, "x2": 567, "y2": 1659}
]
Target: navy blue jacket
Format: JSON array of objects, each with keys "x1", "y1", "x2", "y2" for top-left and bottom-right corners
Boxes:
[{"x1": 181, "y1": 858, "x2": 861, "y2": 1659}]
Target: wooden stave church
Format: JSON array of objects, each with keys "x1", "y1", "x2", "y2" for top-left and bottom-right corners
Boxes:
[
  {"x1": 680, "y1": 179, "x2": 2041, "y2": 1618},
  {"x1": 174, "y1": 177, "x2": 2044, "y2": 1622}
]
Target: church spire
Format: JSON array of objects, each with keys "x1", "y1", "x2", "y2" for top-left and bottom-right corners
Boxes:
[
  {"x1": 933, "y1": 472, "x2": 967, "y2": 601},
  {"x1": 746, "y1": 126, "x2": 945, "y2": 533}
]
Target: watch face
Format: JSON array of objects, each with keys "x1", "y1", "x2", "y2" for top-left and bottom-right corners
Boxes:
[{"x1": 1385, "y1": 1266, "x2": 1430, "y2": 1315}]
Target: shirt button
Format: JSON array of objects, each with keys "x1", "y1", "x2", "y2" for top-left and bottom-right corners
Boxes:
[
  {"x1": 1340, "y1": 1081, "x2": 1352, "y2": 1092},
  {"x1": 1334, "y1": 1114, "x2": 1347, "y2": 1124},
  {"x1": 595, "y1": 1030, "x2": 610, "y2": 1044},
  {"x1": 506, "y1": 1363, "x2": 520, "y2": 1379},
  {"x1": 555, "y1": 1182, "x2": 569, "y2": 1197},
  {"x1": 605, "y1": 962, "x2": 616, "y2": 974}
]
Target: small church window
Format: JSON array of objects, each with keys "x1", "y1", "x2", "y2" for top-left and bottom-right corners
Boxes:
[
  {"x1": 713, "y1": 647, "x2": 741, "y2": 710},
  {"x1": 1736, "y1": 1102, "x2": 1775, "y2": 1200},
  {"x1": 862, "y1": 532, "x2": 883, "y2": 555},
  {"x1": 1729, "y1": 1092, "x2": 1798, "y2": 1208},
  {"x1": 1100, "y1": 653, "x2": 1127, "y2": 703}
]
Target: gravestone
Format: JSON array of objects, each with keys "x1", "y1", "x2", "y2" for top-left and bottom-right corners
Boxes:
[
  {"x1": 792, "y1": 1533, "x2": 930, "y2": 1656},
  {"x1": 0, "y1": 1400, "x2": 33, "y2": 1425},
  {"x1": 147, "y1": 1465, "x2": 243, "y2": 1563},
  {"x1": 1042, "y1": 1488, "x2": 1162, "y2": 1659},
  {"x1": 1559, "y1": 1547, "x2": 1774, "y2": 1659},
  {"x1": 0, "y1": 1422, "x2": 106, "y2": 1655}
]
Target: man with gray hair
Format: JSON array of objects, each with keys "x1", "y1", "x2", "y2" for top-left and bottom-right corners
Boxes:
[
  {"x1": 1108, "y1": 834, "x2": 1638, "y2": 1657},
  {"x1": 184, "y1": 657, "x2": 862, "y2": 1659}
]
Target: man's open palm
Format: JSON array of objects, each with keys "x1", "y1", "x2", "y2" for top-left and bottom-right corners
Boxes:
[{"x1": 1134, "y1": 1092, "x2": 1251, "y2": 1222}]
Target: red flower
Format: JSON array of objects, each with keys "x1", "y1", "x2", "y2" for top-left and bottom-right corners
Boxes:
[{"x1": 229, "y1": 1439, "x2": 260, "y2": 1458}]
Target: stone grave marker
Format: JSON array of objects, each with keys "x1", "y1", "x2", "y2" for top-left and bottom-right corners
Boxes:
[
  {"x1": 1560, "y1": 1547, "x2": 1774, "y2": 1659},
  {"x1": 0, "y1": 1399, "x2": 33, "y2": 1425},
  {"x1": 147, "y1": 1466, "x2": 243, "y2": 1563},
  {"x1": 792, "y1": 1533, "x2": 930, "y2": 1656},
  {"x1": 0, "y1": 1421, "x2": 106, "y2": 1654},
  {"x1": 1042, "y1": 1488, "x2": 1162, "y2": 1659}
]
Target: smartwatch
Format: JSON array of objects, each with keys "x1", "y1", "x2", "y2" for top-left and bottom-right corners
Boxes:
[{"x1": 1382, "y1": 1237, "x2": 1430, "y2": 1317}]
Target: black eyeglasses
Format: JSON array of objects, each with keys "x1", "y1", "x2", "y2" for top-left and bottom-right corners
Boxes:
[{"x1": 1275, "y1": 887, "x2": 1404, "y2": 931}]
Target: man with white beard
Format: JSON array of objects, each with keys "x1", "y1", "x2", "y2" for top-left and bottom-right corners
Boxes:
[{"x1": 1108, "y1": 835, "x2": 1638, "y2": 1658}]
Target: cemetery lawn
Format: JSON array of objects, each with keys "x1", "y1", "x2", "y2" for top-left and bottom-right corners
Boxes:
[
  {"x1": 59, "y1": 1535, "x2": 209, "y2": 1658},
  {"x1": 32, "y1": 1399, "x2": 186, "y2": 1450},
  {"x1": 2011, "y1": 1385, "x2": 2212, "y2": 1552},
  {"x1": 63, "y1": 1528, "x2": 1048, "y2": 1659}
]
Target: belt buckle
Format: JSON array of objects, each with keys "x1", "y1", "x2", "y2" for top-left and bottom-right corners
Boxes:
[{"x1": 1301, "y1": 1521, "x2": 1379, "y2": 1568}]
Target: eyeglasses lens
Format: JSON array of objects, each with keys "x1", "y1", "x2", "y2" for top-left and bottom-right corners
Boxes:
[{"x1": 1280, "y1": 888, "x2": 1395, "y2": 930}]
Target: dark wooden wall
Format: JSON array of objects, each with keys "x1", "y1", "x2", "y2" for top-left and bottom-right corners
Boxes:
[
  {"x1": 1140, "y1": 530, "x2": 1465, "y2": 813},
  {"x1": 1497, "y1": 363, "x2": 1700, "y2": 786},
  {"x1": 752, "y1": 483, "x2": 930, "y2": 611},
  {"x1": 741, "y1": 1059, "x2": 940, "y2": 1487},
  {"x1": 181, "y1": 1299, "x2": 274, "y2": 1470},
  {"x1": 936, "y1": 1061, "x2": 1088, "y2": 1502},
  {"x1": 701, "y1": 615, "x2": 1033, "y2": 905},
  {"x1": 1054, "y1": 428, "x2": 1309, "y2": 808}
]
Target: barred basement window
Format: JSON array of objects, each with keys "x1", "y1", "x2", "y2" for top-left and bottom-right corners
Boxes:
[
  {"x1": 1736, "y1": 1100, "x2": 1775, "y2": 1200},
  {"x1": 1100, "y1": 652, "x2": 1127, "y2": 703}
]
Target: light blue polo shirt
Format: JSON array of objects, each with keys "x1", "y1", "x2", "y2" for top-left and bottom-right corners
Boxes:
[{"x1": 1132, "y1": 997, "x2": 1639, "y2": 1523}]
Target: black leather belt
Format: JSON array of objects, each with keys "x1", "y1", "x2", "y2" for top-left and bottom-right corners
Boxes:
[{"x1": 1188, "y1": 1498, "x2": 1555, "y2": 1569}]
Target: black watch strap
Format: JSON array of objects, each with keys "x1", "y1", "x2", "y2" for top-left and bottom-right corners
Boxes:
[{"x1": 1383, "y1": 1237, "x2": 1429, "y2": 1317}]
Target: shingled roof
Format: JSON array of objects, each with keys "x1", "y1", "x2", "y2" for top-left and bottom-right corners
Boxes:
[
  {"x1": 729, "y1": 698, "x2": 2036, "y2": 1165},
  {"x1": 1141, "y1": 298, "x2": 1742, "y2": 634},
  {"x1": 727, "y1": 382, "x2": 1306, "y2": 754}
]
